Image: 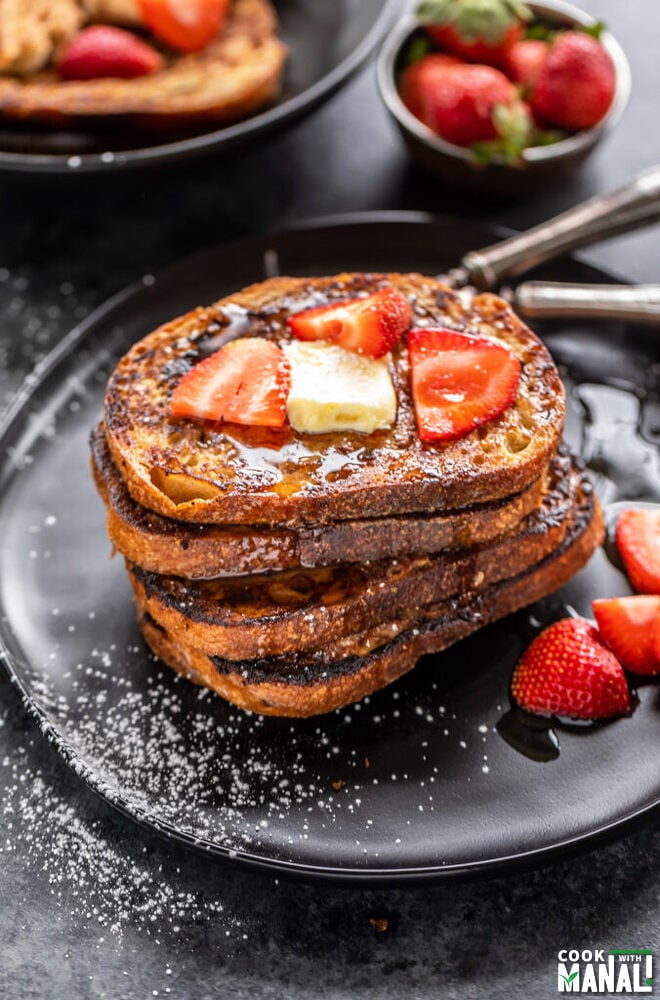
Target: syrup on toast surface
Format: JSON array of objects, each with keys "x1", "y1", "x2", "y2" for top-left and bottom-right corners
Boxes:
[
  {"x1": 104, "y1": 273, "x2": 566, "y2": 526},
  {"x1": 91, "y1": 422, "x2": 547, "y2": 577}
]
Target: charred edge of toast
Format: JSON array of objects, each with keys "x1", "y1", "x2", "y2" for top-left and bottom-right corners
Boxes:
[
  {"x1": 102, "y1": 273, "x2": 566, "y2": 526},
  {"x1": 124, "y1": 449, "x2": 581, "y2": 662},
  {"x1": 91, "y1": 421, "x2": 549, "y2": 576},
  {"x1": 137, "y1": 492, "x2": 604, "y2": 716}
]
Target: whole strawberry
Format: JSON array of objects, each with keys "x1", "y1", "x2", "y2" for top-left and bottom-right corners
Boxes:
[
  {"x1": 400, "y1": 53, "x2": 463, "y2": 127},
  {"x1": 417, "y1": 0, "x2": 531, "y2": 68},
  {"x1": 511, "y1": 617, "x2": 630, "y2": 720},
  {"x1": 422, "y1": 62, "x2": 531, "y2": 149},
  {"x1": 506, "y1": 38, "x2": 549, "y2": 90},
  {"x1": 531, "y1": 31, "x2": 616, "y2": 130},
  {"x1": 59, "y1": 26, "x2": 164, "y2": 81}
]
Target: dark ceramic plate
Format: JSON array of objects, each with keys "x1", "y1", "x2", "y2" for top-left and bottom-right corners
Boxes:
[
  {"x1": 0, "y1": 216, "x2": 658, "y2": 885},
  {"x1": 0, "y1": 0, "x2": 398, "y2": 174}
]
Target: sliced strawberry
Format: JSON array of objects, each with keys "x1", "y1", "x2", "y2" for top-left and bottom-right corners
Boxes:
[
  {"x1": 654, "y1": 617, "x2": 660, "y2": 665},
  {"x1": 58, "y1": 26, "x2": 164, "y2": 81},
  {"x1": 511, "y1": 617, "x2": 630, "y2": 720},
  {"x1": 615, "y1": 508, "x2": 660, "y2": 594},
  {"x1": 407, "y1": 328, "x2": 521, "y2": 443},
  {"x1": 138, "y1": 0, "x2": 229, "y2": 53},
  {"x1": 170, "y1": 338, "x2": 290, "y2": 428},
  {"x1": 593, "y1": 596, "x2": 660, "y2": 676},
  {"x1": 399, "y1": 53, "x2": 463, "y2": 126},
  {"x1": 505, "y1": 39, "x2": 549, "y2": 89},
  {"x1": 287, "y1": 288, "x2": 413, "y2": 359}
]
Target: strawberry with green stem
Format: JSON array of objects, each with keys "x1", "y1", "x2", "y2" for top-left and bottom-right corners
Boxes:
[{"x1": 417, "y1": 0, "x2": 531, "y2": 68}]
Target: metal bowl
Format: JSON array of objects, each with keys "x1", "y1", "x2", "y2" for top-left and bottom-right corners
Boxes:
[{"x1": 377, "y1": 0, "x2": 631, "y2": 197}]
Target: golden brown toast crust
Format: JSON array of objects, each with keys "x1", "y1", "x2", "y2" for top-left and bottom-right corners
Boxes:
[
  {"x1": 0, "y1": 0, "x2": 286, "y2": 128},
  {"x1": 136, "y1": 489, "x2": 604, "y2": 716},
  {"x1": 91, "y1": 422, "x2": 547, "y2": 577},
  {"x1": 104, "y1": 273, "x2": 566, "y2": 527},
  {"x1": 127, "y1": 449, "x2": 582, "y2": 660}
]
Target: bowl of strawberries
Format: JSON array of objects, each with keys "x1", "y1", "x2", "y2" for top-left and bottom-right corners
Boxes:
[{"x1": 377, "y1": 0, "x2": 631, "y2": 196}]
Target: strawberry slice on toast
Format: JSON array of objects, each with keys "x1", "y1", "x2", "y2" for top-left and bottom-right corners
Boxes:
[
  {"x1": 407, "y1": 328, "x2": 521, "y2": 442},
  {"x1": 170, "y1": 337, "x2": 290, "y2": 428},
  {"x1": 287, "y1": 288, "x2": 413, "y2": 359}
]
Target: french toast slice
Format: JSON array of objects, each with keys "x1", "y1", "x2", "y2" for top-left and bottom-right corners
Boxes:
[
  {"x1": 0, "y1": 0, "x2": 286, "y2": 129},
  {"x1": 104, "y1": 273, "x2": 566, "y2": 527},
  {"x1": 91, "y1": 423, "x2": 548, "y2": 577},
  {"x1": 127, "y1": 449, "x2": 583, "y2": 660},
  {"x1": 136, "y1": 477, "x2": 604, "y2": 716}
]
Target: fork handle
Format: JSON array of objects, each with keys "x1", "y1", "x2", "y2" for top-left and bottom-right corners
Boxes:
[
  {"x1": 513, "y1": 281, "x2": 660, "y2": 326},
  {"x1": 459, "y1": 165, "x2": 660, "y2": 289}
]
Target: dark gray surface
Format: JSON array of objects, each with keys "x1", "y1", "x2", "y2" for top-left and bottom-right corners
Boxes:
[{"x1": 0, "y1": 0, "x2": 658, "y2": 997}]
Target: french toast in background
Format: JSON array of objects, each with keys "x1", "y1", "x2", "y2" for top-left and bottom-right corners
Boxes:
[
  {"x1": 0, "y1": 0, "x2": 287, "y2": 128},
  {"x1": 92, "y1": 272, "x2": 604, "y2": 716}
]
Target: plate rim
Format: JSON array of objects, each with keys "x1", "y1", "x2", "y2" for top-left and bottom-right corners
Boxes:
[
  {"x1": 0, "y1": 0, "x2": 401, "y2": 175},
  {"x1": 1, "y1": 212, "x2": 658, "y2": 885}
]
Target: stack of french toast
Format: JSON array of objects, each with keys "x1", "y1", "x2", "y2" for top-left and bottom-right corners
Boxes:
[{"x1": 92, "y1": 271, "x2": 604, "y2": 716}]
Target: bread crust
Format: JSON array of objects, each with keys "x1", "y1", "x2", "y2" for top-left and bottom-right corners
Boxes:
[
  {"x1": 136, "y1": 489, "x2": 604, "y2": 716},
  {"x1": 127, "y1": 449, "x2": 581, "y2": 660},
  {"x1": 91, "y1": 422, "x2": 547, "y2": 577},
  {"x1": 104, "y1": 273, "x2": 566, "y2": 526},
  {"x1": 0, "y1": 0, "x2": 287, "y2": 128}
]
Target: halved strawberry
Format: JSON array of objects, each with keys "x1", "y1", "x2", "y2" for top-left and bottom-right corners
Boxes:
[
  {"x1": 593, "y1": 596, "x2": 660, "y2": 676},
  {"x1": 654, "y1": 617, "x2": 660, "y2": 665},
  {"x1": 287, "y1": 288, "x2": 413, "y2": 359},
  {"x1": 138, "y1": 0, "x2": 229, "y2": 53},
  {"x1": 170, "y1": 338, "x2": 290, "y2": 428},
  {"x1": 59, "y1": 26, "x2": 164, "y2": 81},
  {"x1": 511, "y1": 617, "x2": 630, "y2": 720},
  {"x1": 615, "y1": 508, "x2": 660, "y2": 594},
  {"x1": 407, "y1": 328, "x2": 521, "y2": 442}
]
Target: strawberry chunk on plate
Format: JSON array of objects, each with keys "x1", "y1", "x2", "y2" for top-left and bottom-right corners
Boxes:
[
  {"x1": 287, "y1": 288, "x2": 413, "y2": 359},
  {"x1": 593, "y1": 596, "x2": 660, "y2": 676},
  {"x1": 59, "y1": 26, "x2": 164, "y2": 81},
  {"x1": 407, "y1": 328, "x2": 521, "y2": 442},
  {"x1": 615, "y1": 508, "x2": 660, "y2": 594},
  {"x1": 511, "y1": 617, "x2": 630, "y2": 721},
  {"x1": 139, "y1": 0, "x2": 229, "y2": 53},
  {"x1": 170, "y1": 337, "x2": 290, "y2": 428}
]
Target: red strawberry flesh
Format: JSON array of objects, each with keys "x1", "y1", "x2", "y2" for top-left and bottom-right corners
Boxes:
[
  {"x1": 593, "y1": 596, "x2": 660, "y2": 676},
  {"x1": 615, "y1": 508, "x2": 660, "y2": 595},
  {"x1": 407, "y1": 328, "x2": 521, "y2": 442},
  {"x1": 511, "y1": 617, "x2": 630, "y2": 720},
  {"x1": 59, "y1": 26, "x2": 164, "y2": 81},
  {"x1": 287, "y1": 288, "x2": 413, "y2": 359},
  {"x1": 170, "y1": 337, "x2": 290, "y2": 428}
]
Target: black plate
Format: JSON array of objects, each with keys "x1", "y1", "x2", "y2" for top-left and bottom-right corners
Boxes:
[
  {"x1": 0, "y1": 0, "x2": 398, "y2": 174},
  {"x1": 0, "y1": 215, "x2": 658, "y2": 885}
]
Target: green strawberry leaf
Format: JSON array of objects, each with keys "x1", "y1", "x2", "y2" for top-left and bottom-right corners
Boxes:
[
  {"x1": 405, "y1": 35, "x2": 433, "y2": 66},
  {"x1": 581, "y1": 21, "x2": 605, "y2": 40}
]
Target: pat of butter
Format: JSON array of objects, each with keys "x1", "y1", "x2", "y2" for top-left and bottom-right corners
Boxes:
[{"x1": 282, "y1": 341, "x2": 397, "y2": 435}]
